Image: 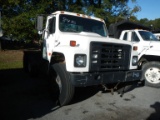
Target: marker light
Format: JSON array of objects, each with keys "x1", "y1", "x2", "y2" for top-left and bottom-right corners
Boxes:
[
  {"x1": 133, "y1": 46, "x2": 138, "y2": 51},
  {"x1": 70, "y1": 41, "x2": 76, "y2": 47}
]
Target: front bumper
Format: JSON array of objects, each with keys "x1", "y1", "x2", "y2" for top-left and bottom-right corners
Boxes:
[{"x1": 70, "y1": 70, "x2": 142, "y2": 87}]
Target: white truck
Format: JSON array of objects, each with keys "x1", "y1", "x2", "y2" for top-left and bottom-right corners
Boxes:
[
  {"x1": 109, "y1": 21, "x2": 160, "y2": 88},
  {"x1": 23, "y1": 11, "x2": 142, "y2": 106},
  {"x1": 154, "y1": 33, "x2": 160, "y2": 40}
]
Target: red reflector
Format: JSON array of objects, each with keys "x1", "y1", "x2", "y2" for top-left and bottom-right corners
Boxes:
[
  {"x1": 133, "y1": 46, "x2": 138, "y2": 51},
  {"x1": 70, "y1": 41, "x2": 76, "y2": 46},
  {"x1": 48, "y1": 52, "x2": 52, "y2": 56}
]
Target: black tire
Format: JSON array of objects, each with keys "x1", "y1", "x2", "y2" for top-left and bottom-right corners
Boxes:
[
  {"x1": 27, "y1": 60, "x2": 37, "y2": 77},
  {"x1": 142, "y1": 61, "x2": 160, "y2": 88},
  {"x1": 23, "y1": 52, "x2": 29, "y2": 72},
  {"x1": 51, "y1": 63, "x2": 75, "y2": 106},
  {"x1": 23, "y1": 52, "x2": 37, "y2": 77}
]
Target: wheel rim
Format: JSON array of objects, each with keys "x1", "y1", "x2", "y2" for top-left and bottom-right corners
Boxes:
[
  {"x1": 145, "y1": 67, "x2": 160, "y2": 84},
  {"x1": 56, "y1": 75, "x2": 62, "y2": 93}
]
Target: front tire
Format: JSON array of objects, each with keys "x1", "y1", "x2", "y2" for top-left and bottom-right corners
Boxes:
[
  {"x1": 51, "y1": 63, "x2": 75, "y2": 106},
  {"x1": 142, "y1": 62, "x2": 160, "y2": 88}
]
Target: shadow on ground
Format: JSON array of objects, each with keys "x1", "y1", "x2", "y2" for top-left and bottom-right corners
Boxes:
[
  {"x1": 147, "y1": 102, "x2": 160, "y2": 120},
  {"x1": 0, "y1": 68, "x2": 100, "y2": 120},
  {"x1": 0, "y1": 68, "x2": 57, "y2": 120}
]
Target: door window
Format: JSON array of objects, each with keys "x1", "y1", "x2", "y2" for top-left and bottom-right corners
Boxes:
[
  {"x1": 48, "y1": 17, "x2": 56, "y2": 34},
  {"x1": 131, "y1": 32, "x2": 140, "y2": 42},
  {"x1": 123, "y1": 32, "x2": 128, "y2": 41}
]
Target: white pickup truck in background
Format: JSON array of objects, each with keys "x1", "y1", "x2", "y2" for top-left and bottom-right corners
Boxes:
[
  {"x1": 109, "y1": 20, "x2": 160, "y2": 88},
  {"x1": 154, "y1": 33, "x2": 160, "y2": 40}
]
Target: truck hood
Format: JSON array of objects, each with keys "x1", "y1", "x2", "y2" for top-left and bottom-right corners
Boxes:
[{"x1": 57, "y1": 32, "x2": 133, "y2": 46}]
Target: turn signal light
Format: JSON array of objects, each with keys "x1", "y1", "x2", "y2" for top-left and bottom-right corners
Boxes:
[
  {"x1": 133, "y1": 46, "x2": 138, "y2": 51},
  {"x1": 48, "y1": 52, "x2": 52, "y2": 56},
  {"x1": 70, "y1": 41, "x2": 76, "y2": 47}
]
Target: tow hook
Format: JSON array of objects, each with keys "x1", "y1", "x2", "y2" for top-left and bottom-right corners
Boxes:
[{"x1": 101, "y1": 82, "x2": 121, "y2": 95}]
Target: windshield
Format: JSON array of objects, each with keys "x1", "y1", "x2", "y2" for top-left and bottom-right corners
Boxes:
[
  {"x1": 59, "y1": 14, "x2": 107, "y2": 37},
  {"x1": 139, "y1": 31, "x2": 158, "y2": 41}
]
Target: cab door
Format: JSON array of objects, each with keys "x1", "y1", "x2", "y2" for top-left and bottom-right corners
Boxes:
[
  {"x1": 130, "y1": 31, "x2": 150, "y2": 58},
  {"x1": 42, "y1": 16, "x2": 56, "y2": 62}
]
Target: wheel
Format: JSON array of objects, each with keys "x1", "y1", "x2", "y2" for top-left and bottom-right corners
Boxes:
[
  {"x1": 23, "y1": 52, "x2": 37, "y2": 77},
  {"x1": 50, "y1": 63, "x2": 75, "y2": 106},
  {"x1": 23, "y1": 52, "x2": 29, "y2": 72},
  {"x1": 142, "y1": 62, "x2": 160, "y2": 88},
  {"x1": 27, "y1": 61, "x2": 36, "y2": 76}
]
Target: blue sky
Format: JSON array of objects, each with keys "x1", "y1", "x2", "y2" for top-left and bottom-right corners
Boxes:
[{"x1": 128, "y1": 0, "x2": 160, "y2": 20}]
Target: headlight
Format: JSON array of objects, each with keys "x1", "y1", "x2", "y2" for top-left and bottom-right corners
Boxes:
[
  {"x1": 74, "y1": 54, "x2": 86, "y2": 67},
  {"x1": 132, "y1": 56, "x2": 138, "y2": 66}
]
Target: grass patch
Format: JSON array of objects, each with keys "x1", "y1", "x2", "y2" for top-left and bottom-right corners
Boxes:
[
  {"x1": 0, "y1": 61, "x2": 23, "y2": 69},
  {"x1": 0, "y1": 50, "x2": 23, "y2": 70}
]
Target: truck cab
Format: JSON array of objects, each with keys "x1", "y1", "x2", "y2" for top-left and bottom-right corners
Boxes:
[
  {"x1": 154, "y1": 33, "x2": 160, "y2": 40},
  {"x1": 119, "y1": 29, "x2": 160, "y2": 88},
  {"x1": 120, "y1": 29, "x2": 160, "y2": 59},
  {"x1": 24, "y1": 11, "x2": 142, "y2": 106}
]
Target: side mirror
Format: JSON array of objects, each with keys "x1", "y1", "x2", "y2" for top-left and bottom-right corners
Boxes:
[{"x1": 36, "y1": 15, "x2": 44, "y2": 32}]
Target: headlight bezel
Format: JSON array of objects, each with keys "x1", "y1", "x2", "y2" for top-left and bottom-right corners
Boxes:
[
  {"x1": 132, "y1": 56, "x2": 138, "y2": 66},
  {"x1": 74, "y1": 54, "x2": 87, "y2": 67}
]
